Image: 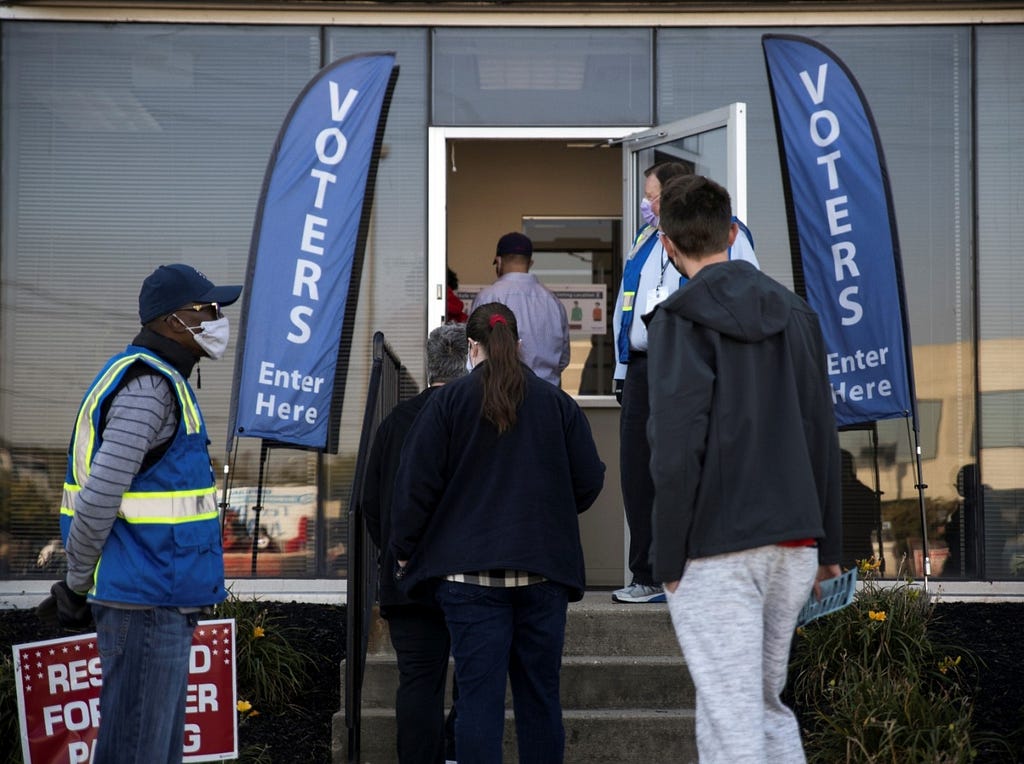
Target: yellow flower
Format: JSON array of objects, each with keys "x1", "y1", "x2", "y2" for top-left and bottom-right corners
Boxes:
[
  {"x1": 237, "y1": 700, "x2": 253, "y2": 713},
  {"x1": 868, "y1": 610, "x2": 887, "y2": 622},
  {"x1": 938, "y1": 655, "x2": 962, "y2": 675},
  {"x1": 857, "y1": 556, "x2": 882, "y2": 575},
  {"x1": 253, "y1": 626, "x2": 265, "y2": 638},
  {"x1": 249, "y1": 709, "x2": 260, "y2": 718}
]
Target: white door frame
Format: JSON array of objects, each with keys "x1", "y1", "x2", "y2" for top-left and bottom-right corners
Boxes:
[
  {"x1": 427, "y1": 108, "x2": 746, "y2": 331},
  {"x1": 426, "y1": 126, "x2": 638, "y2": 332}
]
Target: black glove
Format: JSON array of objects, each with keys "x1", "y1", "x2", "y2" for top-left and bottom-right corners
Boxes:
[
  {"x1": 37, "y1": 581, "x2": 93, "y2": 630},
  {"x1": 614, "y1": 378, "x2": 624, "y2": 405}
]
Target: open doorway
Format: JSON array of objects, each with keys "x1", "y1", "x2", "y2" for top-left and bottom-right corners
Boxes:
[
  {"x1": 428, "y1": 108, "x2": 747, "y2": 397},
  {"x1": 441, "y1": 138, "x2": 623, "y2": 395}
]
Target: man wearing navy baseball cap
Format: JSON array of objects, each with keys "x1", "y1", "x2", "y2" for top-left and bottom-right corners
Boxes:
[
  {"x1": 39, "y1": 263, "x2": 241, "y2": 763},
  {"x1": 471, "y1": 232, "x2": 570, "y2": 386}
]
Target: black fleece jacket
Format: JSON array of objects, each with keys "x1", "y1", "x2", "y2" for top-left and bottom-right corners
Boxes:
[
  {"x1": 362, "y1": 386, "x2": 439, "y2": 608},
  {"x1": 389, "y1": 364, "x2": 605, "y2": 603},
  {"x1": 645, "y1": 260, "x2": 841, "y2": 584}
]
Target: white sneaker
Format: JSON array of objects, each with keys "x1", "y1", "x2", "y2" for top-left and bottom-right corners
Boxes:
[{"x1": 612, "y1": 583, "x2": 666, "y2": 603}]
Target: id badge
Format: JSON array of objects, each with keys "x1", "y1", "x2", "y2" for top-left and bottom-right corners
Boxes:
[{"x1": 646, "y1": 285, "x2": 669, "y2": 311}]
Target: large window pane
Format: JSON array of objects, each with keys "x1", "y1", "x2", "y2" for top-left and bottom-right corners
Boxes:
[
  {"x1": 432, "y1": 28, "x2": 652, "y2": 126},
  {"x1": 658, "y1": 27, "x2": 974, "y2": 577},
  {"x1": 977, "y1": 25, "x2": 1024, "y2": 578},
  {"x1": 323, "y1": 27, "x2": 430, "y2": 576},
  {"x1": 0, "y1": 22, "x2": 320, "y2": 577}
]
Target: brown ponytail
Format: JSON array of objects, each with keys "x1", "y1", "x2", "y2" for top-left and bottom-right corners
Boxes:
[{"x1": 467, "y1": 302, "x2": 525, "y2": 433}]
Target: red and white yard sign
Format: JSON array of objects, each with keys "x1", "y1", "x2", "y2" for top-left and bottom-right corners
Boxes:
[{"x1": 13, "y1": 619, "x2": 238, "y2": 763}]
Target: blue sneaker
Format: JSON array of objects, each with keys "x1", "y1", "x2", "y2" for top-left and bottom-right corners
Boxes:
[{"x1": 612, "y1": 583, "x2": 666, "y2": 603}]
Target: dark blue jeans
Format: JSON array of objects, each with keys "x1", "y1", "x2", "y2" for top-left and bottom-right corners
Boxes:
[
  {"x1": 93, "y1": 605, "x2": 198, "y2": 764},
  {"x1": 384, "y1": 603, "x2": 452, "y2": 764},
  {"x1": 435, "y1": 580, "x2": 568, "y2": 764}
]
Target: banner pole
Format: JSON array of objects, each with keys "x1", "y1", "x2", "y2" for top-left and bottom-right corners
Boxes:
[
  {"x1": 250, "y1": 440, "x2": 269, "y2": 577},
  {"x1": 868, "y1": 424, "x2": 885, "y2": 574},
  {"x1": 910, "y1": 423, "x2": 931, "y2": 591},
  {"x1": 219, "y1": 457, "x2": 231, "y2": 539}
]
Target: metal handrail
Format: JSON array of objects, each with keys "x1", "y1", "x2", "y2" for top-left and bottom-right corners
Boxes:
[{"x1": 345, "y1": 331, "x2": 406, "y2": 762}]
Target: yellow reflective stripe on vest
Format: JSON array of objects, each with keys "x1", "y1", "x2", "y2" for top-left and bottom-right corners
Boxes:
[
  {"x1": 60, "y1": 485, "x2": 77, "y2": 517},
  {"x1": 119, "y1": 489, "x2": 218, "y2": 523},
  {"x1": 60, "y1": 484, "x2": 217, "y2": 524},
  {"x1": 628, "y1": 225, "x2": 657, "y2": 258},
  {"x1": 70, "y1": 354, "x2": 202, "y2": 486},
  {"x1": 623, "y1": 292, "x2": 635, "y2": 312}
]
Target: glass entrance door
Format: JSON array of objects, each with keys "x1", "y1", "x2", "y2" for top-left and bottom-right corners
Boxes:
[{"x1": 620, "y1": 103, "x2": 748, "y2": 237}]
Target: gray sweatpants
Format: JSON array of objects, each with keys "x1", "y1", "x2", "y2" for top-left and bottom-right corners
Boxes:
[{"x1": 665, "y1": 544, "x2": 818, "y2": 764}]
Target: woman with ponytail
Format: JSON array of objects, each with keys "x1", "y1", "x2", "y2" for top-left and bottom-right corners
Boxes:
[{"x1": 390, "y1": 302, "x2": 605, "y2": 764}]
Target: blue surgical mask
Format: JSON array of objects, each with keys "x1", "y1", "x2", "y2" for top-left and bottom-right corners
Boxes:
[{"x1": 640, "y1": 197, "x2": 659, "y2": 228}]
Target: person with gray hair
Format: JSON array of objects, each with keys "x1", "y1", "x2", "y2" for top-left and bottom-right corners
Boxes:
[
  {"x1": 362, "y1": 322, "x2": 468, "y2": 763},
  {"x1": 426, "y1": 322, "x2": 469, "y2": 385}
]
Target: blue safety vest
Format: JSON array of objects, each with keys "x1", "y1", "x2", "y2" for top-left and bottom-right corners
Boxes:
[
  {"x1": 60, "y1": 346, "x2": 225, "y2": 607},
  {"x1": 616, "y1": 225, "x2": 660, "y2": 365}
]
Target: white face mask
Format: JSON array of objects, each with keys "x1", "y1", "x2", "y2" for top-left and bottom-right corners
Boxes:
[
  {"x1": 175, "y1": 314, "x2": 230, "y2": 360},
  {"x1": 640, "y1": 197, "x2": 659, "y2": 228},
  {"x1": 467, "y1": 338, "x2": 482, "y2": 370}
]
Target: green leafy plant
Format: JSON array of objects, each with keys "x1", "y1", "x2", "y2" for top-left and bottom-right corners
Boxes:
[
  {"x1": 789, "y1": 557, "x2": 1002, "y2": 763},
  {"x1": 214, "y1": 592, "x2": 315, "y2": 713}
]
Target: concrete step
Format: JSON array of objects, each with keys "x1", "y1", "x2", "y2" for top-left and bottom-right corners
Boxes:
[
  {"x1": 562, "y1": 596, "x2": 679, "y2": 657},
  {"x1": 368, "y1": 592, "x2": 680, "y2": 658},
  {"x1": 350, "y1": 707, "x2": 698, "y2": 764},
  {"x1": 341, "y1": 591, "x2": 697, "y2": 764},
  {"x1": 361, "y1": 653, "x2": 694, "y2": 710}
]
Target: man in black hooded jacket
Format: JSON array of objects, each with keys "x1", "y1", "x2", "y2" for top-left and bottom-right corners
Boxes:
[{"x1": 646, "y1": 174, "x2": 841, "y2": 763}]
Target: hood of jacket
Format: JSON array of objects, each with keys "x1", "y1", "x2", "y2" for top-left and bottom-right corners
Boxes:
[{"x1": 652, "y1": 260, "x2": 791, "y2": 343}]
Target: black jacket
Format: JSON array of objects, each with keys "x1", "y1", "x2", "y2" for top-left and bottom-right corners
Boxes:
[
  {"x1": 645, "y1": 260, "x2": 841, "y2": 584},
  {"x1": 389, "y1": 364, "x2": 605, "y2": 602},
  {"x1": 362, "y1": 386, "x2": 439, "y2": 609}
]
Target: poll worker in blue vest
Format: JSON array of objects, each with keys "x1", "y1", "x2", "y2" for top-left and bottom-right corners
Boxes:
[
  {"x1": 40, "y1": 263, "x2": 241, "y2": 764},
  {"x1": 611, "y1": 162, "x2": 759, "y2": 603}
]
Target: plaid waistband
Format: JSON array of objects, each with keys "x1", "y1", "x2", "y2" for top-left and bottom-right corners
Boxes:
[{"x1": 445, "y1": 570, "x2": 547, "y2": 587}]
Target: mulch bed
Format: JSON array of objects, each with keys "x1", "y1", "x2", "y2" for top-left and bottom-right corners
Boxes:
[
  {"x1": 2, "y1": 600, "x2": 1022, "y2": 763},
  {"x1": 928, "y1": 602, "x2": 1024, "y2": 762}
]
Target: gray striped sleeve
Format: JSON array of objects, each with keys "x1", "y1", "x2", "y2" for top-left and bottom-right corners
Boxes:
[{"x1": 64, "y1": 371, "x2": 179, "y2": 593}]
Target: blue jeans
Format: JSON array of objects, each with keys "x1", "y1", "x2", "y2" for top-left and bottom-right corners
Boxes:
[
  {"x1": 93, "y1": 605, "x2": 199, "y2": 764},
  {"x1": 435, "y1": 580, "x2": 568, "y2": 764}
]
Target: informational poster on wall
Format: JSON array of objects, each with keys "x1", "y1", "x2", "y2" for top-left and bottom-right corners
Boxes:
[
  {"x1": 458, "y1": 284, "x2": 607, "y2": 335},
  {"x1": 13, "y1": 619, "x2": 237, "y2": 763}
]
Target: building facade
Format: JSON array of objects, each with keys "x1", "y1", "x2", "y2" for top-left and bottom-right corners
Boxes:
[{"x1": 1, "y1": 1, "x2": 1022, "y2": 597}]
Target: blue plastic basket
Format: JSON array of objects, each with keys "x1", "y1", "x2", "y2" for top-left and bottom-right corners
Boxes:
[{"x1": 796, "y1": 567, "x2": 858, "y2": 628}]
